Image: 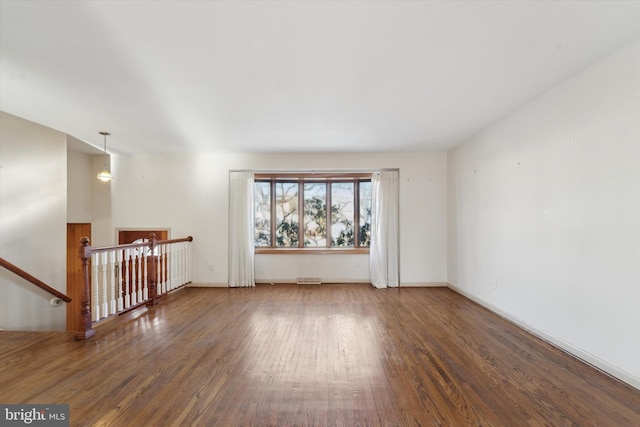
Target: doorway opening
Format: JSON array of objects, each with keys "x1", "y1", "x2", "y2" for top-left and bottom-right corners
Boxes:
[{"x1": 117, "y1": 228, "x2": 170, "y2": 245}]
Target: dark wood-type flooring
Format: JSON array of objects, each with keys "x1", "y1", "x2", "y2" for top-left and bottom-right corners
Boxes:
[{"x1": 1, "y1": 284, "x2": 639, "y2": 426}]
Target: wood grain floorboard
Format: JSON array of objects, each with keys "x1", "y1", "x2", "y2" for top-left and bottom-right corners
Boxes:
[{"x1": 1, "y1": 284, "x2": 638, "y2": 426}]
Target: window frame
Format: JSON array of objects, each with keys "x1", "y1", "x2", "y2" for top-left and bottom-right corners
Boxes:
[{"x1": 254, "y1": 172, "x2": 372, "y2": 254}]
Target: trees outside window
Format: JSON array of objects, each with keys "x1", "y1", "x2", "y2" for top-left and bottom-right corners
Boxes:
[
  {"x1": 359, "y1": 181, "x2": 372, "y2": 246},
  {"x1": 275, "y1": 182, "x2": 299, "y2": 247},
  {"x1": 331, "y1": 182, "x2": 354, "y2": 247},
  {"x1": 303, "y1": 183, "x2": 327, "y2": 247},
  {"x1": 254, "y1": 173, "x2": 371, "y2": 253},
  {"x1": 254, "y1": 181, "x2": 271, "y2": 247}
]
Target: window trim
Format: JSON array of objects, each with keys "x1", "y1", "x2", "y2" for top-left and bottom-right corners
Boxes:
[{"x1": 254, "y1": 172, "x2": 372, "y2": 254}]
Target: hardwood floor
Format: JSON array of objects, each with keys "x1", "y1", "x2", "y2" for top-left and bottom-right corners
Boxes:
[{"x1": 1, "y1": 284, "x2": 638, "y2": 426}]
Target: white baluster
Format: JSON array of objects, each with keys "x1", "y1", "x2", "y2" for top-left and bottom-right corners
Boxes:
[
  {"x1": 166, "y1": 244, "x2": 172, "y2": 291},
  {"x1": 130, "y1": 251, "x2": 138, "y2": 306},
  {"x1": 174, "y1": 243, "x2": 179, "y2": 286},
  {"x1": 101, "y1": 252, "x2": 108, "y2": 319},
  {"x1": 182, "y1": 242, "x2": 187, "y2": 285},
  {"x1": 142, "y1": 250, "x2": 148, "y2": 300},
  {"x1": 172, "y1": 243, "x2": 178, "y2": 287},
  {"x1": 167, "y1": 244, "x2": 172, "y2": 290},
  {"x1": 178, "y1": 243, "x2": 183, "y2": 286},
  {"x1": 176, "y1": 242, "x2": 184, "y2": 286},
  {"x1": 167, "y1": 244, "x2": 171, "y2": 292},
  {"x1": 157, "y1": 245, "x2": 164, "y2": 295},
  {"x1": 109, "y1": 250, "x2": 116, "y2": 315},
  {"x1": 176, "y1": 244, "x2": 181, "y2": 288},
  {"x1": 124, "y1": 248, "x2": 131, "y2": 308},
  {"x1": 116, "y1": 249, "x2": 124, "y2": 312},
  {"x1": 161, "y1": 244, "x2": 168, "y2": 293},
  {"x1": 155, "y1": 245, "x2": 161, "y2": 295},
  {"x1": 186, "y1": 241, "x2": 192, "y2": 284},
  {"x1": 92, "y1": 253, "x2": 100, "y2": 321},
  {"x1": 137, "y1": 251, "x2": 143, "y2": 302}
]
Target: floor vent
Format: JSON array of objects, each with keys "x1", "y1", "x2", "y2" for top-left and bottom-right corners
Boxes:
[{"x1": 296, "y1": 277, "x2": 322, "y2": 285}]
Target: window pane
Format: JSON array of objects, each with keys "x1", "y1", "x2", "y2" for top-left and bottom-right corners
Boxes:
[
  {"x1": 254, "y1": 174, "x2": 372, "y2": 251},
  {"x1": 303, "y1": 183, "x2": 327, "y2": 247},
  {"x1": 331, "y1": 182, "x2": 354, "y2": 247},
  {"x1": 254, "y1": 181, "x2": 271, "y2": 247},
  {"x1": 275, "y1": 182, "x2": 299, "y2": 247},
  {"x1": 359, "y1": 180, "x2": 372, "y2": 246}
]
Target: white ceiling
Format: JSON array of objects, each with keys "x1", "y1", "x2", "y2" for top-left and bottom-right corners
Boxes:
[{"x1": 1, "y1": 1, "x2": 638, "y2": 155}]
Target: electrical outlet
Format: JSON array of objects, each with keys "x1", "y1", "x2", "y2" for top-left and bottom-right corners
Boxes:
[
  {"x1": 491, "y1": 278, "x2": 497, "y2": 290},
  {"x1": 208, "y1": 264, "x2": 215, "y2": 272}
]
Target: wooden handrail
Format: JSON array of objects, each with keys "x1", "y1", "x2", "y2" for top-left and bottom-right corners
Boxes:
[
  {"x1": 89, "y1": 235, "x2": 193, "y2": 253},
  {"x1": 157, "y1": 236, "x2": 194, "y2": 245},
  {"x1": 90, "y1": 241, "x2": 154, "y2": 253},
  {"x1": 0, "y1": 257, "x2": 72, "y2": 303}
]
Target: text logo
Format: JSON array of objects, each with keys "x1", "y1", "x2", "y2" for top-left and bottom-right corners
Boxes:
[{"x1": 1, "y1": 405, "x2": 69, "y2": 426}]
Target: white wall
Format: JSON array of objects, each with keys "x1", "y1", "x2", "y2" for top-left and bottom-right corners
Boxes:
[
  {"x1": 448, "y1": 40, "x2": 640, "y2": 388},
  {"x1": 0, "y1": 112, "x2": 68, "y2": 331},
  {"x1": 67, "y1": 142, "x2": 93, "y2": 223},
  {"x1": 111, "y1": 151, "x2": 448, "y2": 286},
  {"x1": 90, "y1": 154, "x2": 113, "y2": 247}
]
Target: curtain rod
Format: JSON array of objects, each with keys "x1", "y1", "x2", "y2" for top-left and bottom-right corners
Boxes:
[{"x1": 229, "y1": 168, "x2": 399, "y2": 173}]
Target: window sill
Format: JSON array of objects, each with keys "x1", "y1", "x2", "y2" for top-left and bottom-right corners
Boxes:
[{"x1": 255, "y1": 248, "x2": 369, "y2": 255}]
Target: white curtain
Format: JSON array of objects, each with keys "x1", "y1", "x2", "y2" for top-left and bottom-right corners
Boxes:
[
  {"x1": 228, "y1": 171, "x2": 255, "y2": 287},
  {"x1": 369, "y1": 170, "x2": 400, "y2": 288}
]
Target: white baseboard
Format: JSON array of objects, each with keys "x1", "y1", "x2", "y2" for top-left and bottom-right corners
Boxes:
[
  {"x1": 320, "y1": 279, "x2": 371, "y2": 285},
  {"x1": 400, "y1": 281, "x2": 448, "y2": 287},
  {"x1": 187, "y1": 282, "x2": 228, "y2": 288},
  {"x1": 255, "y1": 279, "x2": 372, "y2": 285},
  {"x1": 447, "y1": 283, "x2": 640, "y2": 391},
  {"x1": 187, "y1": 281, "x2": 371, "y2": 287},
  {"x1": 190, "y1": 281, "x2": 449, "y2": 288}
]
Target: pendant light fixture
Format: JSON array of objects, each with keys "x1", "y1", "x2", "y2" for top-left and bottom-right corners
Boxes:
[{"x1": 97, "y1": 131, "x2": 113, "y2": 182}]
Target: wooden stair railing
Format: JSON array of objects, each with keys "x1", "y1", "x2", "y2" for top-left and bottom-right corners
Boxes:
[
  {"x1": 0, "y1": 257, "x2": 72, "y2": 303},
  {"x1": 76, "y1": 234, "x2": 194, "y2": 340}
]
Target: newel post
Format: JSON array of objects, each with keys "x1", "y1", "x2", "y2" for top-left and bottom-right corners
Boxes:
[
  {"x1": 147, "y1": 233, "x2": 160, "y2": 306},
  {"x1": 76, "y1": 237, "x2": 96, "y2": 340}
]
